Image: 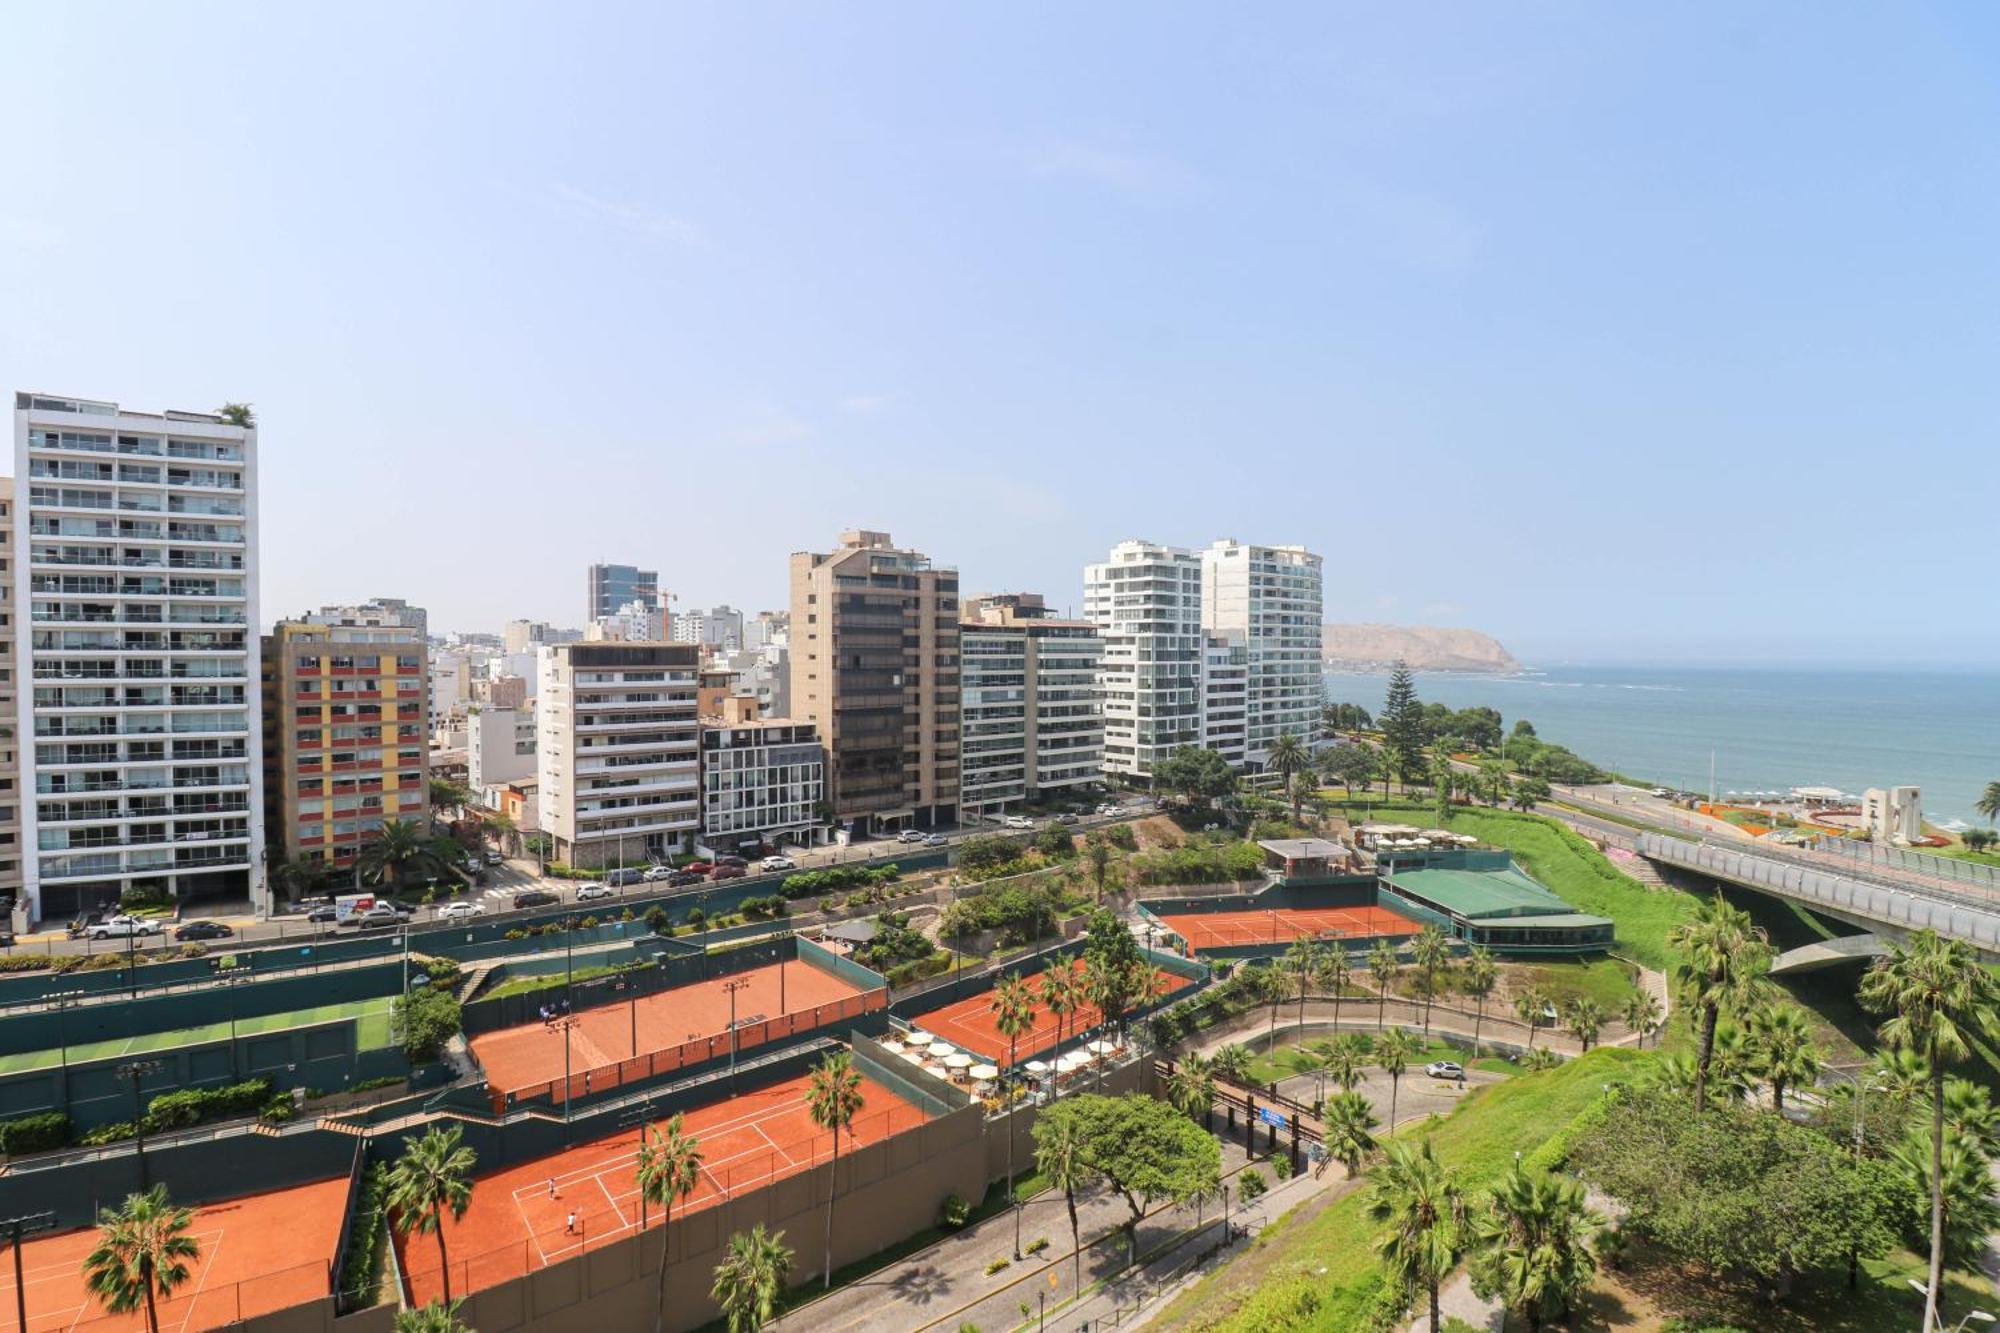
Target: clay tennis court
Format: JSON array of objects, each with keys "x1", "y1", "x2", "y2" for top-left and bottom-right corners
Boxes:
[
  {"x1": 471, "y1": 958, "x2": 883, "y2": 1102},
  {"x1": 1156, "y1": 902, "x2": 1421, "y2": 951},
  {"x1": 397, "y1": 1066, "x2": 928, "y2": 1305},
  {"x1": 1, "y1": 1176, "x2": 345, "y2": 1333},
  {"x1": 905, "y1": 957, "x2": 1196, "y2": 1069}
]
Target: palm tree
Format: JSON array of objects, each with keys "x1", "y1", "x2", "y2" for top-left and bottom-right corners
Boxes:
[
  {"x1": 990, "y1": 972, "x2": 1038, "y2": 1255},
  {"x1": 1267, "y1": 731, "x2": 1310, "y2": 824},
  {"x1": 1429, "y1": 754, "x2": 1456, "y2": 826},
  {"x1": 1939, "y1": 1076, "x2": 2000, "y2": 1156},
  {"x1": 1210, "y1": 1043, "x2": 1253, "y2": 1087},
  {"x1": 1039, "y1": 964, "x2": 1084, "y2": 1093},
  {"x1": 1285, "y1": 935, "x2": 1326, "y2": 1032},
  {"x1": 1513, "y1": 986, "x2": 1549, "y2": 1051},
  {"x1": 1460, "y1": 947, "x2": 1498, "y2": 1056},
  {"x1": 394, "y1": 1301, "x2": 472, "y2": 1333},
  {"x1": 385, "y1": 1126, "x2": 476, "y2": 1303},
  {"x1": 1165, "y1": 1052, "x2": 1216, "y2": 1129},
  {"x1": 1668, "y1": 895, "x2": 1771, "y2": 1111},
  {"x1": 1870, "y1": 1044, "x2": 1932, "y2": 1107},
  {"x1": 1318, "y1": 1031, "x2": 1374, "y2": 1094},
  {"x1": 636, "y1": 1113, "x2": 705, "y2": 1333},
  {"x1": 1859, "y1": 928, "x2": 2000, "y2": 1333},
  {"x1": 1471, "y1": 1163, "x2": 1602, "y2": 1332},
  {"x1": 1562, "y1": 997, "x2": 1604, "y2": 1053},
  {"x1": 1085, "y1": 836, "x2": 1112, "y2": 901},
  {"x1": 1319, "y1": 946, "x2": 1354, "y2": 1034},
  {"x1": 1706, "y1": 1020, "x2": 1756, "y2": 1104},
  {"x1": 1035, "y1": 1104, "x2": 1094, "y2": 1294},
  {"x1": 806, "y1": 1050, "x2": 866, "y2": 1290},
  {"x1": 1622, "y1": 991, "x2": 1664, "y2": 1049},
  {"x1": 1978, "y1": 780, "x2": 2000, "y2": 827},
  {"x1": 1376, "y1": 1028, "x2": 1419, "y2": 1132},
  {"x1": 1366, "y1": 1139, "x2": 1465, "y2": 1333},
  {"x1": 710, "y1": 1224, "x2": 792, "y2": 1333},
  {"x1": 1366, "y1": 938, "x2": 1401, "y2": 1030},
  {"x1": 82, "y1": 1186, "x2": 200, "y2": 1333},
  {"x1": 1322, "y1": 1090, "x2": 1379, "y2": 1176},
  {"x1": 1290, "y1": 771, "x2": 1321, "y2": 829},
  {"x1": 1747, "y1": 1003, "x2": 1822, "y2": 1115},
  {"x1": 1408, "y1": 926, "x2": 1452, "y2": 1040},
  {"x1": 359, "y1": 818, "x2": 434, "y2": 892}
]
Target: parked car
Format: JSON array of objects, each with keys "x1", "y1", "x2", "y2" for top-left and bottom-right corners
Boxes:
[
  {"x1": 714, "y1": 855, "x2": 748, "y2": 869},
  {"x1": 435, "y1": 901, "x2": 485, "y2": 921},
  {"x1": 353, "y1": 904, "x2": 402, "y2": 930},
  {"x1": 512, "y1": 889, "x2": 560, "y2": 910},
  {"x1": 666, "y1": 870, "x2": 704, "y2": 888},
  {"x1": 709, "y1": 864, "x2": 746, "y2": 882},
  {"x1": 485, "y1": 849, "x2": 505, "y2": 866},
  {"x1": 306, "y1": 905, "x2": 338, "y2": 924},
  {"x1": 1425, "y1": 1060, "x2": 1466, "y2": 1082},
  {"x1": 684, "y1": 861, "x2": 714, "y2": 875},
  {"x1": 1055, "y1": 812, "x2": 1080, "y2": 825},
  {"x1": 1003, "y1": 815, "x2": 1034, "y2": 830},
  {"x1": 922, "y1": 833, "x2": 948, "y2": 847},
  {"x1": 576, "y1": 884, "x2": 615, "y2": 902},
  {"x1": 87, "y1": 915, "x2": 164, "y2": 941},
  {"x1": 604, "y1": 868, "x2": 645, "y2": 888},
  {"x1": 760, "y1": 855, "x2": 796, "y2": 872},
  {"x1": 173, "y1": 920, "x2": 234, "y2": 941}
]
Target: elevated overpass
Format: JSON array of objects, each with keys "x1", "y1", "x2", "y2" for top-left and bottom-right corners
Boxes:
[{"x1": 1635, "y1": 832, "x2": 2000, "y2": 959}]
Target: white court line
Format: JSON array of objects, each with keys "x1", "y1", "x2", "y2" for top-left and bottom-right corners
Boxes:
[
  {"x1": 595, "y1": 1175, "x2": 628, "y2": 1229},
  {"x1": 751, "y1": 1121, "x2": 797, "y2": 1166},
  {"x1": 164, "y1": 1231, "x2": 223, "y2": 1333}
]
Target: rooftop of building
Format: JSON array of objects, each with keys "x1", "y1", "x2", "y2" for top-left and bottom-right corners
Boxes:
[
  {"x1": 1257, "y1": 837, "x2": 1349, "y2": 860},
  {"x1": 1383, "y1": 861, "x2": 1607, "y2": 923}
]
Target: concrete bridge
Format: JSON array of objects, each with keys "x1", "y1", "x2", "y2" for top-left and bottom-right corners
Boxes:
[
  {"x1": 1635, "y1": 832, "x2": 2000, "y2": 959},
  {"x1": 1769, "y1": 934, "x2": 1893, "y2": 975}
]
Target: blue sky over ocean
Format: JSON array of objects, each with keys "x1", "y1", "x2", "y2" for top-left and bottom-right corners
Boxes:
[{"x1": 4, "y1": 3, "x2": 1997, "y2": 664}]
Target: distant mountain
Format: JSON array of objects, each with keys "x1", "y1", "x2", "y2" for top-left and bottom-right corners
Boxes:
[{"x1": 1322, "y1": 624, "x2": 1521, "y2": 674}]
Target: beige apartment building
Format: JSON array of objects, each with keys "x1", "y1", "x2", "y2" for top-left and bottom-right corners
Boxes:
[
  {"x1": 0, "y1": 479, "x2": 19, "y2": 921},
  {"x1": 959, "y1": 593, "x2": 1104, "y2": 820},
  {"x1": 787, "y1": 530, "x2": 960, "y2": 833}
]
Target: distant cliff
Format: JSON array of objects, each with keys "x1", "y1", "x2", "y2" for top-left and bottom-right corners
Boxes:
[{"x1": 1322, "y1": 624, "x2": 1520, "y2": 674}]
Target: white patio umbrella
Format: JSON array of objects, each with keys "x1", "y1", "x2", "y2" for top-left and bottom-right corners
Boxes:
[
  {"x1": 944, "y1": 1052, "x2": 974, "y2": 1070},
  {"x1": 1023, "y1": 1059, "x2": 1051, "y2": 1076},
  {"x1": 927, "y1": 1040, "x2": 956, "y2": 1059},
  {"x1": 969, "y1": 1063, "x2": 1000, "y2": 1081},
  {"x1": 898, "y1": 1048, "x2": 926, "y2": 1065},
  {"x1": 1085, "y1": 1039, "x2": 1119, "y2": 1056}
]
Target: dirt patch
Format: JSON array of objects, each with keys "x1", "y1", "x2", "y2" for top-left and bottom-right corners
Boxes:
[{"x1": 1132, "y1": 815, "x2": 1186, "y2": 851}]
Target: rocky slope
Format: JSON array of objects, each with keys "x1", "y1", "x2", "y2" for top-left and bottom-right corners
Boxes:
[{"x1": 1321, "y1": 624, "x2": 1520, "y2": 673}]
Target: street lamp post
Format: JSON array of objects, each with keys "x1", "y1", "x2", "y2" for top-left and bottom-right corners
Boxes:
[
  {"x1": 723, "y1": 977, "x2": 752, "y2": 1084},
  {"x1": 3, "y1": 1210, "x2": 57, "y2": 1333},
  {"x1": 117, "y1": 1058, "x2": 168, "y2": 1189}
]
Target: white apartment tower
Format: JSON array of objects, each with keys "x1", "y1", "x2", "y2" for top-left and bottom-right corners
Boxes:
[
  {"x1": 959, "y1": 594, "x2": 1105, "y2": 816},
  {"x1": 1084, "y1": 541, "x2": 1204, "y2": 780},
  {"x1": 12, "y1": 393, "x2": 263, "y2": 923},
  {"x1": 1200, "y1": 539, "x2": 1323, "y2": 768}
]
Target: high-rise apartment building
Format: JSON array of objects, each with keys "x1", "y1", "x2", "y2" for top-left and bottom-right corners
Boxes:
[
  {"x1": 1200, "y1": 539, "x2": 1324, "y2": 767},
  {"x1": 1201, "y1": 637, "x2": 1249, "y2": 767},
  {"x1": 671, "y1": 605, "x2": 744, "y2": 651},
  {"x1": 467, "y1": 703, "x2": 536, "y2": 789},
  {"x1": 307, "y1": 597, "x2": 427, "y2": 643},
  {"x1": 536, "y1": 641, "x2": 700, "y2": 867},
  {"x1": 262, "y1": 607, "x2": 427, "y2": 874},
  {"x1": 699, "y1": 694, "x2": 824, "y2": 852},
  {"x1": 959, "y1": 594, "x2": 1104, "y2": 818},
  {"x1": 586, "y1": 563, "x2": 659, "y2": 622},
  {"x1": 0, "y1": 479, "x2": 20, "y2": 918},
  {"x1": 12, "y1": 392, "x2": 262, "y2": 922},
  {"x1": 1083, "y1": 540, "x2": 1204, "y2": 780},
  {"x1": 787, "y1": 530, "x2": 960, "y2": 832}
]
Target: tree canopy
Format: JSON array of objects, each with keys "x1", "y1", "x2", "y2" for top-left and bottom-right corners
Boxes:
[
  {"x1": 1034, "y1": 1093, "x2": 1221, "y2": 1231},
  {"x1": 1153, "y1": 745, "x2": 1238, "y2": 805}
]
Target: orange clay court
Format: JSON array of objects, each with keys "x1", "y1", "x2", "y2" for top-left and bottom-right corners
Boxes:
[
  {"x1": 1156, "y1": 902, "x2": 1421, "y2": 951},
  {"x1": 0, "y1": 1176, "x2": 346, "y2": 1333},
  {"x1": 470, "y1": 958, "x2": 876, "y2": 1098},
  {"x1": 905, "y1": 957, "x2": 1197, "y2": 1069},
  {"x1": 396, "y1": 1067, "x2": 928, "y2": 1306}
]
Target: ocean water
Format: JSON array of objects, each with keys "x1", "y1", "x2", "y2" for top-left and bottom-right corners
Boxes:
[{"x1": 1322, "y1": 665, "x2": 2000, "y2": 828}]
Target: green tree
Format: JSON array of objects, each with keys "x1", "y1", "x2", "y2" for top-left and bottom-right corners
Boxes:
[
  {"x1": 82, "y1": 1186, "x2": 201, "y2": 1333},
  {"x1": 1084, "y1": 835, "x2": 1112, "y2": 901},
  {"x1": 1267, "y1": 731, "x2": 1311, "y2": 823},
  {"x1": 1152, "y1": 745, "x2": 1237, "y2": 808},
  {"x1": 1210, "y1": 1042, "x2": 1253, "y2": 1086},
  {"x1": 215, "y1": 402, "x2": 255, "y2": 426},
  {"x1": 1748, "y1": 1003, "x2": 1822, "y2": 1115},
  {"x1": 1381, "y1": 661, "x2": 1428, "y2": 787},
  {"x1": 1082, "y1": 909, "x2": 1144, "y2": 1042},
  {"x1": 1668, "y1": 895, "x2": 1772, "y2": 1111},
  {"x1": 1469, "y1": 1164, "x2": 1601, "y2": 1333},
  {"x1": 1036, "y1": 1093, "x2": 1220, "y2": 1261},
  {"x1": 1033, "y1": 1098, "x2": 1093, "y2": 1294},
  {"x1": 1408, "y1": 926, "x2": 1452, "y2": 1041},
  {"x1": 1429, "y1": 754, "x2": 1456, "y2": 826},
  {"x1": 394, "y1": 1301, "x2": 471, "y2": 1333},
  {"x1": 1365, "y1": 938, "x2": 1401, "y2": 1030},
  {"x1": 1164, "y1": 1052, "x2": 1216, "y2": 1128},
  {"x1": 636, "y1": 1114, "x2": 705, "y2": 1333},
  {"x1": 990, "y1": 971, "x2": 1038, "y2": 1254},
  {"x1": 1377, "y1": 1027, "x2": 1419, "y2": 1131},
  {"x1": 710, "y1": 1224, "x2": 792, "y2": 1333},
  {"x1": 1563, "y1": 996, "x2": 1605, "y2": 1053},
  {"x1": 1039, "y1": 963, "x2": 1084, "y2": 1096},
  {"x1": 1890, "y1": 1124, "x2": 2000, "y2": 1273},
  {"x1": 385, "y1": 1126, "x2": 476, "y2": 1303},
  {"x1": 392, "y1": 987, "x2": 463, "y2": 1062},
  {"x1": 1977, "y1": 780, "x2": 2000, "y2": 827},
  {"x1": 1315, "y1": 1031, "x2": 1374, "y2": 1094},
  {"x1": 1623, "y1": 990, "x2": 1664, "y2": 1050},
  {"x1": 1320, "y1": 744, "x2": 1378, "y2": 799},
  {"x1": 1319, "y1": 945, "x2": 1355, "y2": 1033},
  {"x1": 1514, "y1": 985, "x2": 1550, "y2": 1051},
  {"x1": 1284, "y1": 935, "x2": 1326, "y2": 1032},
  {"x1": 1460, "y1": 946, "x2": 1498, "y2": 1056},
  {"x1": 1938, "y1": 1076, "x2": 2000, "y2": 1156},
  {"x1": 1322, "y1": 1089, "x2": 1379, "y2": 1176},
  {"x1": 1367, "y1": 1139, "x2": 1465, "y2": 1333},
  {"x1": 1859, "y1": 928, "x2": 2000, "y2": 1331},
  {"x1": 806, "y1": 1050, "x2": 865, "y2": 1290}
]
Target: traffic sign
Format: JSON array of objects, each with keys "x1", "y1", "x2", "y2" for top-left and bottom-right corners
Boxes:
[{"x1": 1257, "y1": 1107, "x2": 1287, "y2": 1128}]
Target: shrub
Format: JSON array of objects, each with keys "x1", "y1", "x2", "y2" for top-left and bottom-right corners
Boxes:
[
  {"x1": 1033, "y1": 825, "x2": 1078, "y2": 860},
  {"x1": 984, "y1": 1257, "x2": 1011, "y2": 1276},
  {"x1": 393, "y1": 987, "x2": 462, "y2": 1061},
  {"x1": 885, "y1": 953, "x2": 952, "y2": 988},
  {"x1": 939, "y1": 884, "x2": 1061, "y2": 948},
  {"x1": 0, "y1": 954, "x2": 55, "y2": 973},
  {"x1": 1273, "y1": 1152, "x2": 1294, "y2": 1180},
  {"x1": 147, "y1": 1078, "x2": 273, "y2": 1129},
  {"x1": 1103, "y1": 823, "x2": 1138, "y2": 851},
  {"x1": 644, "y1": 906, "x2": 669, "y2": 934},
  {"x1": 81, "y1": 1120, "x2": 140, "y2": 1146},
  {"x1": 350, "y1": 1075, "x2": 407, "y2": 1094},
  {"x1": 937, "y1": 1192, "x2": 973, "y2": 1230},
  {"x1": 1025, "y1": 1236, "x2": 1050, "y2": 1255},
  {"x1": 1237, "y1": 1168, "x2": 1267, "y2": 1202},
  {"x1": 957, "y1": 834, "x2": 1028, "y2": 873},
  {"x1": 504, "y1": 928, "x2": 528, "y2": 941},
  {"x1": 337, "y1": 1163, "x2": 392, "y2": 1311},
  {"x1": 260, "y1": 1096, "x2": 297, "y2": 1124},
  {"x1": 579, "y1": 915, "x2": 599, "y2": 929},
  {"x1": 684, "y1": 907, "x2": 707, "y2": 930},
  {"x1": 777, "y1": 863, "x2": 900, "y2": 901},
  {"x1": 0, "y1": 1111, "x2": 70, "y2": 1153}
]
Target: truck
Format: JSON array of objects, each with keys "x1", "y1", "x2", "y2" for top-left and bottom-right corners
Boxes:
[{"x1": 333, "y1": 893, "x2": 379, "y2": 925}]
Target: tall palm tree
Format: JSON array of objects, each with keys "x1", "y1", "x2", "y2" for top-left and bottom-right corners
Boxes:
[
  {"x1": 1562, "y1": 997, "x2": 1604, "y2": 1053},
  {"x1": 1622, "y1": 990, "x2": 1664, "y2": 1049},
  {"x1": 1085, "y1": 836, "x2": 1112, "y2": 901},
  {"x1": 1859, "y1": 928, "x2": 2000, "y2": 1333},
  {"x1": 1210, "y1": 1043, "x2": 1253, "y2": 1087},
  {"x1": 1513, "y1": 986, "x2": 1549, "y2": 1051},
  {"x1": 1939, "y1": 1077, "x2": 2000, "y2": 1156},
  {"x1": 359, "y1": 818, "x2": 434, "y2": 891},
  {"x1": 1890, "y1": 1125, "x2": 2000, "y2": 1279},
  {"x1": 1977, "y1": 780, "x2": 2000, "y2": 827},
  {"x1": 1376, "y1": 1028, "x2": 1419, "y2": 1132},
  {"x1": 394, "y1": 1301, "x2": 472, "y2": 1333},
  {"x1": 806, "y1": 1050, "x2": 866, "y2": 1290},
  {"x1": 1165, "y1": 1052, "x2": 1216, "y2": 1129},
  {"x1": 1317, "y1": 1031, "x2": 1374, "y2": 1095},
  {"x1": 1408, "y1": 926, "x2": 1452, "y2": 1040},
  {"x1": 1322, "y1": 1090, "x2": 1379, "y2": 1176},
  {"x1": 1668, "y1": 895, "x2": 1772, "y2": 1111},
  {"x1": 1470, "y1": 1163, "x2": 1602, "y2": 1332},
  {"x1": 1035, "y1": 1104, "x2": 1093, "y2": 1294},
  {"x1": 710, "y1": 1224, "x2": 792, "y2": 1333},
  {"x1": 1366, "y1": 938, "x2": 1401, "y2": 1031},
  {"x1": 385, "y1": 1126, "x2": 476, "y2": 1303},
  {"x1": 1290, "y1": 771, "x2": 1321, "y2": 830},
  {"x1": 1039, "y1": 963, "x2": 1084, "y2": 1095},
  {"x1": 1747, "y1": 1003, "x2": 1822, "y2": 1115},
  {"x1": 1366, "y1": 1139, "x2": 1465, "y2": 1333},
  {"x1": 1319, "y1": 946, "x2": 1355, "y2": 1034},
  {"x1": 1870, "y1": 1044, "x2": 1933, "y2": 1107},
  {"x1": 637, "y1": 1113, "x2": 705, "y2": 1333},
  {"x1": 1460, "y1": 947, "x2": 1498, "y2": 1056},
  {"x1": 82, "y1": 1186, "x2": 200, "y2": 1333},
  {"x1": 1267, "y1": 731, "x2": 1310, "y2": 824},
  {"x1": 1285, "y1": 935, "x2": 1326, "y2": 1032},
  {"x1": 991, "y1": 971, "x2": 1038, "y2": 1256}
]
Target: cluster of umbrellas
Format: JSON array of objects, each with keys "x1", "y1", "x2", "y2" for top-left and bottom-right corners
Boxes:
[
  {"x1": 876, "y1": 1029, "x2": 1126, "y2": 1101},
  {"x1": 1356, "y1": 823, "x2": 1479, "y2": 852}
]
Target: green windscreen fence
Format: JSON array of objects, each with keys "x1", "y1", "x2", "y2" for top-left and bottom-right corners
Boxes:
[{"x1": 797, "y1": 933, "x2": 889, "y2": 995}]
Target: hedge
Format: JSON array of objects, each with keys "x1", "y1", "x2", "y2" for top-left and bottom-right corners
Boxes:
[
  {"x1": 885, "y1": 953, "x2": 953, "y2": 988},
  {"x1": 148, "y1": 1077, "x2": 273, "y2": 1129},
  {"x1": 337, "y1": 1162, "x2": 392, "y2": 1311},
  {"x1": 0, "y1": 1110, "x2": 70, "y2": 1153},
  {"x1": 777, "y1": 864, "x2": 899, "y2": 900}
]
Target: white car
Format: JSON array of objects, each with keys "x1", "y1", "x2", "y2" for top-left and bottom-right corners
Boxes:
[
  {"x1": 1425, "y1": 1060, "x2": 1467, "y2": 1082},
  {"x1": 1003, "y1": 815, "x2": 1034, "y2": 830},
  {"x1": 642, "y1": 865, "x2": 676, "y2": 881},
  {"x1": 760, "y1": 855, "x2": 796, "y2": 872},
  {"x1": 896, "y1": 829, "x2": 926, "y2": 843},
  {"x1": 576, "y1": 884, "x2": 615, "y2": 902},
  {"x1": 435, "y1": 901, "x2": 485, "y2": 921},
  {"x1": 484, "y1": 849, "x2": 504, "y2": 866},
  {"x1": 88, "y1": 915, "x2": 164, "y2": 940}
]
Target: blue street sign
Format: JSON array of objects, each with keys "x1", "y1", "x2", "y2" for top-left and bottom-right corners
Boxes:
[{"x1": 1257, "y1": 1107, "x2": 1287, "y2": 1128}]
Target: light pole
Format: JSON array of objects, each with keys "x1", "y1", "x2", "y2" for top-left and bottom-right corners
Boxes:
[
  {"x1": 723, "y1": 977, "x2": 752, "y2": 1083},
  {"x1": 4, "y1": 1210, "x2": 56, "y2": 1333},
  {"x1": 1907, "y1": 1279, "x2": 1994, "y2": 1331},
  {"x1": 117, "y1": 1058, "x2": 168, "y2": 1189}
]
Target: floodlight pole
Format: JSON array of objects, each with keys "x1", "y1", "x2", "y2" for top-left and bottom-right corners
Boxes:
[{"x1": 5, "y1": 1211, "x2": 57, "y2": 1333}]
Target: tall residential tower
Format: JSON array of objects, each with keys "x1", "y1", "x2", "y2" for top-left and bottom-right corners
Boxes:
[
  {"x1": 1200, "y1": 539, "x2": 1324, "y2": 767},
  {"x1": 1083, "y1": 540, "x2": 1203, "y2": 781}
]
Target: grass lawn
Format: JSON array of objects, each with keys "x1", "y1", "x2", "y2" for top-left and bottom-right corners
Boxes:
[
  {"x1": 483, "y1": 961, "x2": 641, "y2": 1000},
  {"x1": 1511, "y1": 955, "x2": 1642, "y2": 1013},
  {"x1": 0, "y1": 994, "x2": 399, "y2": 1073},
  {"x1": 1239, "y1": 1034, "x2": 1521, "y2": 1088}
]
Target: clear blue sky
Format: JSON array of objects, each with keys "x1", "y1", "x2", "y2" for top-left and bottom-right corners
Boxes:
[{"x1": 5, "y1": 4, "x2": 1997, "y2": 665}]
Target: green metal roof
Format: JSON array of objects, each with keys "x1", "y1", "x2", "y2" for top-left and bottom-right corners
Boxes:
[
  {"x1": 1462, "y1": 912, "x2": 1613, "y2": 930},
  {"x1": 1385, "y1": 865, "x2": 1576, "y2": 920}
]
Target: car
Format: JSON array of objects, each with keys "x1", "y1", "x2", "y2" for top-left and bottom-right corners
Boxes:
[
  {"x1": 684, "y1": 861, "x2": 714, "y2": 876},
  {"x1": 666, "y1": 870, "x2": 704, "y2": 888},
  {"x1": 434, "y1": 901, "x2": 484, "y2": 921},
  {"x1": 353, "y1": 904, "x2": 403, "y2": 929},
  {"x1": 1425, "y1": 1060, "x2": 1467, "y2": 1082},
  {"x1": 87, "y1": 915, "x2": 164, "y2": 941},
  {"x1": 306, "y1": 905, "x2": 338, "y2": 924},
  {"x1": 760, "y1": 855, "x2": 796, "y2": 872},
  {"x1": 894, "y1": 829, "x2": 924, "y2": 843},
  {"x1": 604, "y1": 868, "x2": 646, "y2": 888},
  {"x1": 485, "y1": 849, "x2": 505, "y2": 866},
  {"x1": 576, "y1": 884, "x2": 615, "y2": 901},
  {"x1": 922, "y1": 833, "x2": 948, "y2": 847},
  {"x1": 714, "y1": 855, "x2": 748, "y2": 869},
  {"x1": 642, "y1": 865, "x2": 675, "y2": 881},
  {"x1": 1055, "y1": 812, "x2": 1080, "y2": 825},
  {"x1": 512, "y1": 889, "x2": 560, "y2": 910},
  {"x1": 1003, "y1": 815, "x2": 1034, "y2": 830},
  {"x1": 173, "y1": 920, "x2": 234, "y2": 941},
  {"x1": 709, "y1": 864, "x2": 746, "y2": 882}
]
